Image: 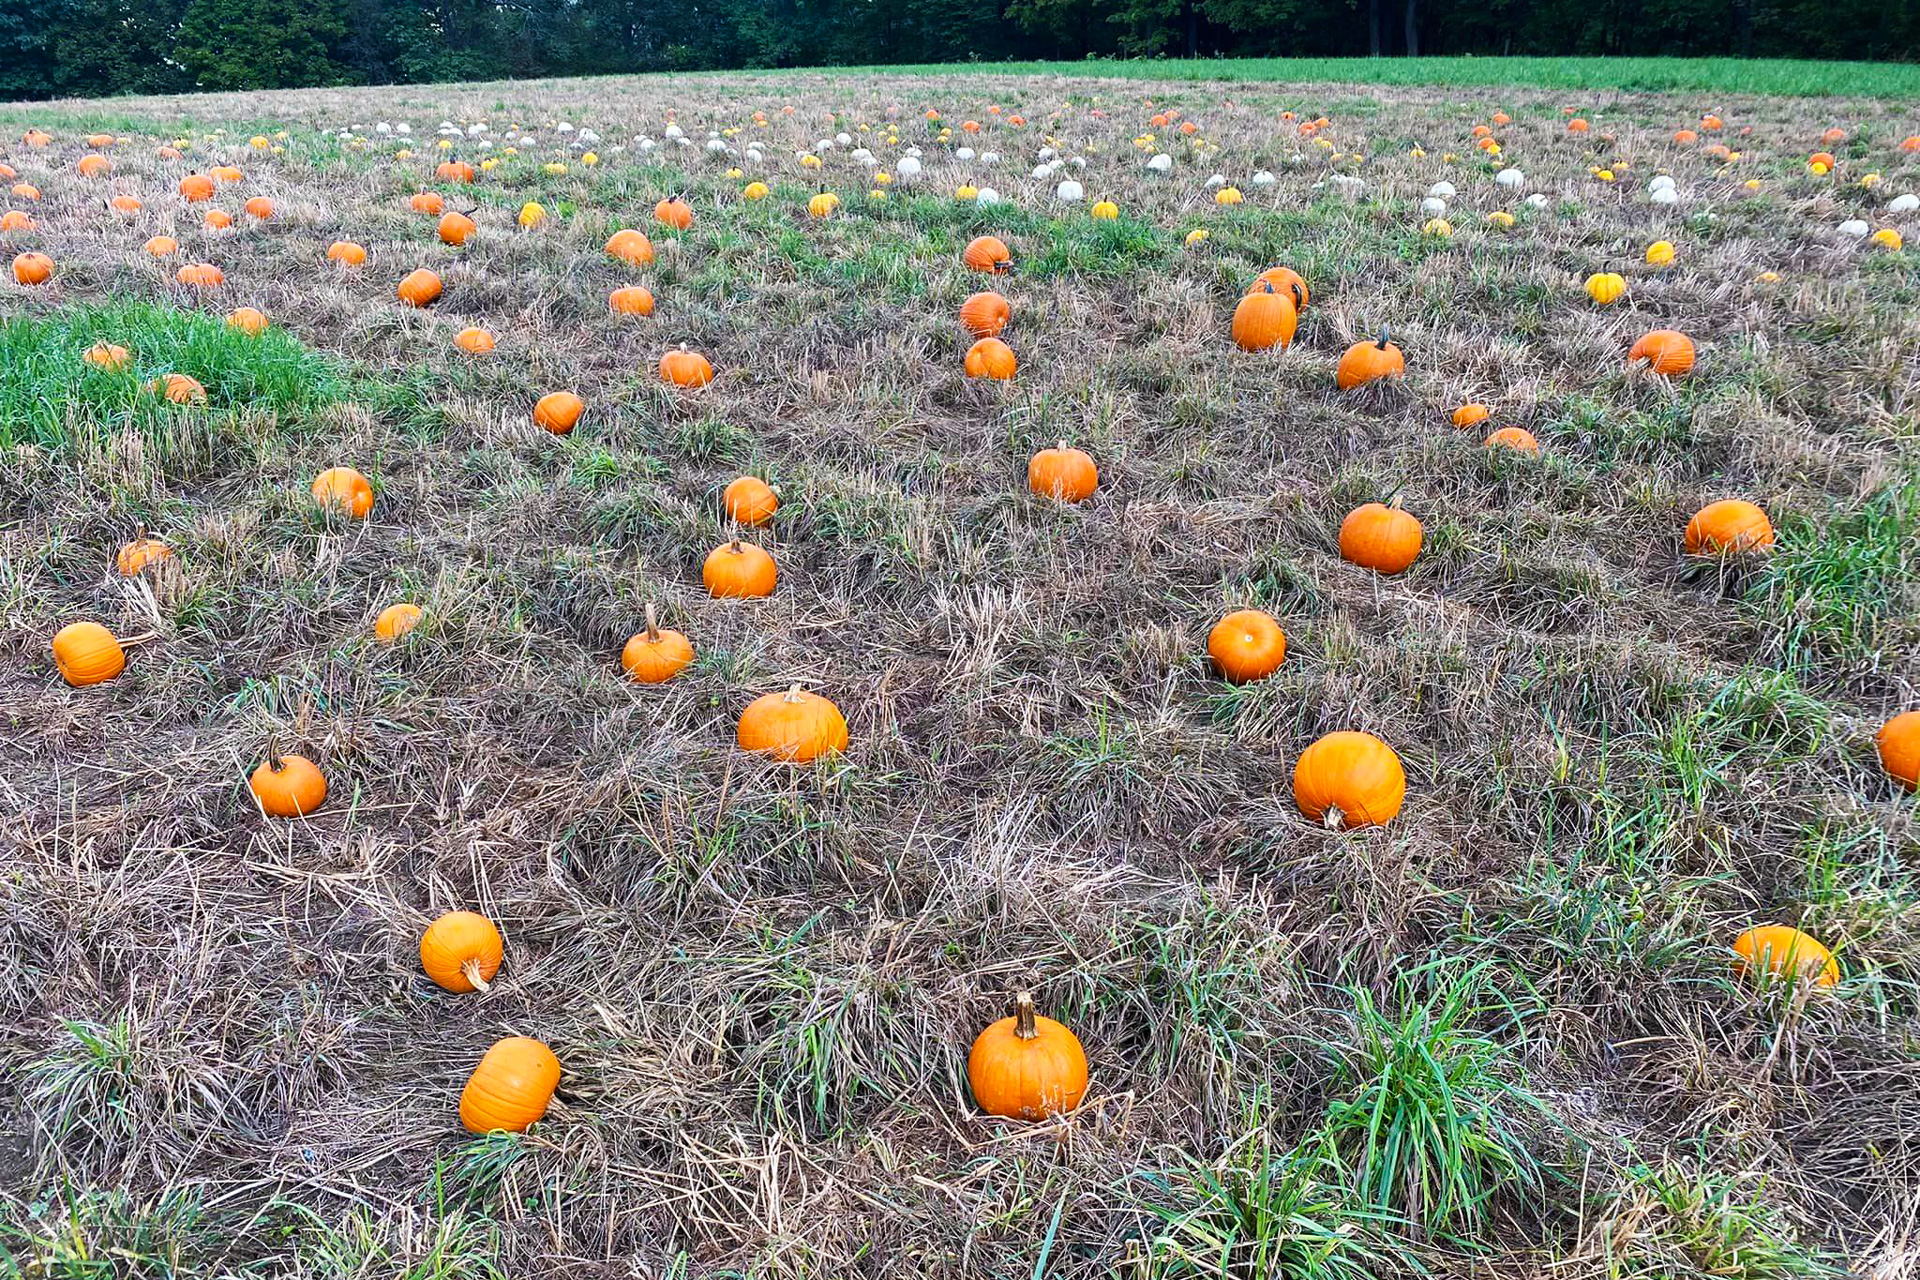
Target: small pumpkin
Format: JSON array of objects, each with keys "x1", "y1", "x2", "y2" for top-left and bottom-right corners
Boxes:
[
  {"x1": 1451, "y1": 403, "x2": 1490, "y2": 429},
  {"x1": 454, "y1": 327, "x2": 495, "y2": 354},
  {"x1": 249, "y1": 751, "x2": 328, "y2": 817},
  {"x1": 461, "y1": 1037, "x2": 561, "y2": 1134},
  {"x1": 1645, "y1": 239, "x2": 1676, "y2": 266},
  {"x1": 209, "y1": 165, "x2": 243, "y2": 184},
  {"x1": 52, "y1": 621, "x2": 125, "y2": 687},
  {"x1": 226, "y1": 306, "x2": 267, "y2": 335},
  {"x1": 1027, "y1": 442, "x2": 1098, "y2": 502},
  {"x1": 437, "y1": 211, "x2": 477, "y2": 246},
  {"x1": 742, "y1": 181, "x2": 770, "y2": 200},
  {"x1": 621, "y1": 603, "x2": 695, "y2": 684},
  {"x1": 1628, "y1": 329, "x2": 1695, "y2": 376},
  {"x1": 807, "y1": 192, "x2": 840, "y2": 218},
  {"x1": 1339, "y1": 501, "x2": 1423, "y2": 574},
  {"x1": 1335, "y1": 330, "x2": 1405, "y2": 389},
  {"x1": 1231, "y1": 280, "x2": 1298, "y2": 352},
  {"x1": 110, "y1": 195, "x2": 141, "y2": 213},
  {"x1": 374, "y1": 602, "x2": 423, "y2": 643},
  {"x1": 605, "y1": 228, "x2": 655, "y2": 266},
  {"x1": 1731, "y1": 925, "x2": 1838, "y2": 989},
  {"x1": 397, "y1": 268, "x2": 443, "y2": 307},
  {"x1": 660, "y1": 345, "x2": 715, "y2": 387},
  {"x1": 203, "y1": 209, "x2": 232, "y2": 230},
  {"x1": 1485, "y1": 426, "x2": 1539, "y2": 453},
  {"x1": 326, "y1": 240, "x2": 368, "y2": 266},
  {"x1": 1293, "y1": 730, "x2": 1407, "y2": 829},
  {"x1": 1584, "y1": 271, "x2": 1627, "y2": 305},
  {"x1": 420, "y1": 910, "x2": 504, "y2": 992},
  {"x1": 959, "y1": 291, "x2": 1011, "y2": 338},
  {"x1": 175, "y1": 262, "x2": 224, "y2": 287},
  {"x1": 312, "y1": 466, "x2": 374, "y2": 519},
  {"x1": 964, "y1": 337, "x2": 1017, "y2": 380},
  {"x1": 151, "y1": 373, "x2": 207, "y2": 404},
  {"x1": 0, "y1": 209, "x2": 33, "y2": 230},
  {"x1": 1248, "y1": 266, "x2": 1308, "y2": 311},
  {"x1": 533, "y1": 391, "x2": 584, "y2": 434},
  {"x1": 609, "y1": 285, "x2": 655, "y2": 316},
  {"x1": 963, "y1": 235, "x2": 1012, "y2": 272},
  {"x1": 9, "y1": 182, "x2": 39, "y2": 201},
  {"x1": 11, "y1": 251, "x2": 53, "y2": 285},
  {"x1": 1207, "y1": 609, "x2": 1286, "y2": 683},
  {"x1": 736, "y1": 685, "x2": 849, "y2": 761},
  {"x1": 1684, "y1": 499, "x2": 1774, "y2": 554},
  {"x1": 85, "y1": 342, "x2": 132, "y2": 372},
  {"x1": 654, "y1": 197, "x2": 694, "y2": 230},
  {"x1": 724, "y1": 475, "x2": 780, "y2": 526},
  {"x1": 179, "y1": 173, "x2": 215, "y2": 201},
  {"x1": 116, "y1": 530, "x2": 170, "y2": 575},
  {"x1": 703, "y1": 539, "x2": 777, "y2": 598},
  {"x1": 435, "y1": 160, "x2": 476, "y2": 182},
  {"x1": 967, "y1": 992, "x2": 1089, "y2": 1120},
  {"x1": 243, "y1": 196, "x2": 273, "y2": 219},
  {"x1": 1875, "y1": 710, "x2": 1920, "y2": 792},
  {"x1": 409, "y1": 191, "x2": 445, "y2": 215}
]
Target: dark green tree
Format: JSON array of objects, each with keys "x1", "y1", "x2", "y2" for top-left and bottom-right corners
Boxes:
[{"x1": 174, "y1": 0, "x2": 352, "y2": 89}]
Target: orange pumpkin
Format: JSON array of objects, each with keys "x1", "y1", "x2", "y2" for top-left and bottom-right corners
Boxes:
[
  {"x1": 1248, "y1": 266, "x2": 1309, "y2": 311},
  {"x1": 1293, "y1": 730, "x2": 1407, "y2": 829},
  {"x1": 249, "y1": 752, "x2": 328, "y2": 817},
  {"x1": 1207, "y1": 609, "x2": 1286, "y2": 682},
  {"x1": 703, "y1": 540, "x2": 777, "y2": 597},
  {"x1": 1027, "y1": 442, "x2": 1097, "y2": 502},
  {"x1": 1629, "y1": 329, "x2": 1695, "y2": 376},
  {"x1": 1731, "y1": 925, "x2": 1838, "y2": 989},
  {"x1": 959, "y1": 290, "x2": 1011, "y2": 338},
  {"x1": 326, "y1": 240, "x2": 368, "y2": 266},
  {"x1": 736, "y1": 685, "x2": 849, "y2": 761},
  {"x1": 605, "y1": 228, "x2": 655, "y2": 266},
  {"x1": 179, "y1": 173, "x2": 215, "y2": 201},
  {"x1": 397, "y1": 268, "x2": 443, "y2": 307},
  {"x1": 226, "y1": 306, "x2": 268, "y2": 335},
  {"x1": 51, "y1": 621, "x2": 125, "y2": 687},
  {"x1": 609, "y1": 285, "x2": 655, "y2": 316},
  {"x1": 143, "y1": 235, "x2": 180, "y2": 258},
  {"x1": 1485, "y1": 426, "x2": 1539, "y2": 453},
  {"x1": 963, "y1": 235, "x2": 1012, "y2": 272},
  {"x1": 243, "y1": 196, "x2": 273, "y2": 219},
  {"x1": 110, "y1": 195, "x2": 142, "y2": 214},
  {"x1": 453, "y1": 327, "x2": 495, "y2": 354},
  {"x1": 11, "y1": 251, "x2": 53, "y2": 285},
  {"x1": 420, "y1": 910, "x2": 504, "y2": 992},
  {"x1": 0, "y1": 209, "x2": 32, "y2": 230},
  {"x1": 653, "y1": 197, "x2": 694, "y2": 230},
  {"x1": 175, "y1": 263, "x2": 224, "y2": 287},
  {"x1": 437, "y1": 211, "x2": 477, "y2": 246},
  {"x1": 9, "y1": 183, "x2": 40, "y2": 201},
  {"x1": 660, "y1": 345, "x2": 714, "y2": 387},
  {"x1": 409, "y1": 191, "x2": 445, "y2": 215},
  {"x1": 210, "y1": 165, "x2": 243, "y2": 184},
  {"x1": 85, "y1": 342, "x2": 132, "y2": 372},
  {"x1": 116, "y1": 532, "x2": 171, "y2": 575},
  {"x1": 621, "y1": 604, "x2": 695, "y2": 684},
  {"x1": 435, "y1": 160, "x2": 476, "y2": 183},
  {"x1": 1450, "y1": 403, "x2": 1490, "y2": 429},
  {"x1": 460, "y1": 1037, "x2": 561, "y2": 1133},
  {"x1": 1336, "y1": 331, "x2": 1406, "y2": 389},
  {"x1": 1231, "y1": 281, "x2": 1297, "y2": 352},
  {"x1": 311, "y1": 466, "x2": 374, "y2": 519},
  {"x1": 1875, "y1": 711, "x2": 1920, "y2": 792},
  {"x1": 203, "y1": 209, "x2": 232, "y2": 230},
  {"x1": 964, "y1": 337, "x2": 1017, "y2": 380},
  {"x1": 374, "y1": 602, "x2": 423, "y2": 643},
  {"x1": 723, "y1": 476, "x2": 780, "y2": 526},
  {"x1": 1684, "y1": 499, "x2": 1774, "y2": 554},
  {"x1": 533, "y1": 391, "x2": 585, "y2": 434},
  {"x1": 967, "y1": 992, "x2": 1088, "y2": 1120},
  {"x1": 1568, "y1": 117, "x2": 1590, "y2": 133},
  {"x1": 151, "y1": 373, "x2": 207, "y2": 404},
  {"x1": 1339, "y1": 502, "x2": 1423, "y2": 574}
]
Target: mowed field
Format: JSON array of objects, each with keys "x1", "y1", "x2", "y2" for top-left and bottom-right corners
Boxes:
[{"x1": 3, "y1": 67, "x2": 1920, "y2": 1278}]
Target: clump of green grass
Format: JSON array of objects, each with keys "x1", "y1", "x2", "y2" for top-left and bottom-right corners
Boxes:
[
  {"x1": 1744, "y1": 482, "x2": 1918, "y2": 676},
  {"x1": 1581, "y1": 1159, "x2": 1843, "y2": 1279}
]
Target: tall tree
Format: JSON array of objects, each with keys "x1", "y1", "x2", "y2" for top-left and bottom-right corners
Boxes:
[{"x1": 174, "y1": 0, "x2": 351, "y2": 89}]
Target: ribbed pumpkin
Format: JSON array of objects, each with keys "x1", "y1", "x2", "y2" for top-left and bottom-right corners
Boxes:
[
  {"x1": 0, "y1": 209, "x2": 33, "y2": 231},
  {"x1": 52, "y1": 621, "x2": 126, "y2": 687},
  {"x1": 1293, "y1": 730, "x2": 1407, "y2": 829},
  {"x1": 1629, "y1": 329, "x2": 1694, "y2": 376},
  {"x1": 1585, "y1": 272, "x2": 1627, "y2": 305},
  {"x1": 374, "y1": 602, "x2": 423, "y2": 643},
  {"x1": 621, "y1": 604, "x2": 695, "y2": 684},
  {"x1": 202, "y1": 210, "x2": 232, "y2": 230},
  {"x1": 1875, "y1": 711, "x2": 1920, "y2": 792},
  {"x1": 1684, "y1": 499, "x2": 1774, "y2": 554},
  {"x1": 85, "y1": 342, "x2": 132, "y2": 372},
  {"x1": 1485, "y1": 426, "x2": 1539, "y2": 453},
  {"x1": 409, "y1": 191, "x2": 445, "y2": 215},
  {"x1": 1207, "y1": 609, "x2": 1286, "y2": 683},
  {"x1": 967, "y1": 992, "x2": 1089, "y2": 1120},
  {"x1": 209, "y1": 165, "x2": 243, "y2": 184},
  {"x1": 460, "y1": 1037, "x2": 561, "y2": 1134},
  {"x1": 243, "y1": 196, "x2": 273, "y2": 219},
  {"x1": 226, "y1": 307, "x2": 267, "y2": 335},
  {"x1": 1248, "y1": 266, "x2": 1309, "y2": 311},
  {"x1": 115, "y1": 531, "x2": 171, "y2": 576},
  {"x1": 397, "y1": 268, "x2": 443, "y2": 307},
  {"x1": 964, "y1": 337, "x2": 1017, "y2": 380},
  {"x1": 179, "y1": 173, "x2": 215, "y2": 201},
  {"x1": 605, "y1": 228, "x2": 655, "y2": 266},
  {"x1": 326, "y1": 240, "x2": 368, "y2": 266},
  {"x1": 1336, "y1": 331, "x2": 1406, "y2": 389},
  {"x1": 249, "y1": 752, "x2": 328, "y2": 817},
  {"x1": 736, "y1": 686, "x2": 849, "y2": 762},
  {"x1": 435, "y1": 160, "x2": 476, "y2": 182},
  {"x1": 1027, "y1": 443, "x2": 1098, "y2": 502},
  {"x1": 1339, "y1": 502, "x2": 1423, "y2": 574},
  {"x1": 1731, "y1": 925, "x2": 1838, "y2": 989},
  {"x1": 609, "y1": 286, "x2": 655, "y2": 316},
  {"x1": 311, "y1": 466, "x2": 374, "y2": 519},
  {"x1": 959, "y1": 291, "x2": 1011, "y2": 338},
  {"x1": 963, "y1": 235, "x2": 1012, "y2": 272},
  {"x1": 152, "y1": 373, "x2": 207, "y2": 404},
  {"x1": 653, "y1": 197, "x2": 694, "y2": 230},
  {"x1": 1231, "y1": 281, "x2": 1298, "y2": 352},
  {"x1": 144, "y1": 235, "x2": 179, "y2": 258},
  {"x1": 1451, "y1": 403, "x2": 1490, "y2": 429},
  {"x1": 175, "y1": 263, "x2": 224, "y2": 288},
  {"x1": 660, "y1": 345, "x2": 714, "y2": 387},
  {"x1": 437, "y1": 211, "x2": 477, "y2": 246},
  {"x1": 723, "y1": 476, "x2": 780, "y2": 526},
  {"x1": 454, "y1": 327, "x2": 495, "y2": 355},
  {"x1": 420, "y1": 911, "x2": 504, "y2": 992},
  {"x1": 703, "y1": 540, "x2": 777, "y2": 597},
  {"x1": 533, "y1": 391, "x2": 585, "y2": 434},
  {"x1": 12, "y1": 251, "x2": 53, "y2": 285}
]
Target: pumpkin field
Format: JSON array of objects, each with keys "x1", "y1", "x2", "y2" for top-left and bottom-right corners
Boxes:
[{"x1": 4, "y1": 66, "x2": 1920, "y2": 1277}]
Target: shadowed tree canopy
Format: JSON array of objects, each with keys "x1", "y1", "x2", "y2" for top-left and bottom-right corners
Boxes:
[{"x1": 0, "y1": 0, "x2": 1912, "y2": 98}]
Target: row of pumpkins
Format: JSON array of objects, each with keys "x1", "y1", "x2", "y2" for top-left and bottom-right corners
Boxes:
[{"x1": 31, "y1": 137, "x2": 1915, "y2": 1132}]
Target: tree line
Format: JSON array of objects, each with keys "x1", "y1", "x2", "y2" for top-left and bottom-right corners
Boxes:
[{"x1": 1, "y1": 0, "x2": 1913, "y2": 101}]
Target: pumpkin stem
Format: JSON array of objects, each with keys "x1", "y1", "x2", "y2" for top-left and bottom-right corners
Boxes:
[
  {"x1": 728, "y1": 539, "x2": 742, "y2": 554},
  {"x1": 1014, "y1": 991, "x2": 1039, "y2": 1039},
  {"x1": 1056, "y1": 439, "x2": 1067, "y2": 452},
  {"x1": 644, "y1": 602, "x2": 660, "y2": 644},
  {"x1": 266, "y1": 734, "x2": 284, "y2": 772},
  {"x1": 783, "y1": 683, "x2": 804, "y2": 703},
  {"x1": 1376, "y1": 327, "x2": 1391, "y2": 350},
  {"x1": 1323, "y1": 805, "x2": 1346, "y2": 831},
  {"x1": 461, "y1": 958, "x2": 491, "y2": 993}
]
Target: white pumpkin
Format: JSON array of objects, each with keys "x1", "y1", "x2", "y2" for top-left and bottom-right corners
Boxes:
[
  {"x1": 1146, "y1": 153, "x2": 1172, "y2": 173},
  {"x1": 1839, "y1": 219, "x2": 1870, "y2": 236},
  {"x1": 1055, "y1": 178, "x2": 1084, "y2": 201},
  {"x1": 1420, "y1": 196, "x2": 1447, "y2": 216},
  {"x1": 1427, "y1": 180, "x2": 1456, "y2": 198},
  {"x1": 1888, "y1": 193, "x2": 1919, "y2": 213},
  {"x1": 1495, "y1": 168, "x2": 1525, "y2": 189}
]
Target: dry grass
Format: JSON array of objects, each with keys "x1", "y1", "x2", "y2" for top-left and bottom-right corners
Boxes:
[{"x1": 2, "y1": 70, "x2": 1918, "y2": 1278}]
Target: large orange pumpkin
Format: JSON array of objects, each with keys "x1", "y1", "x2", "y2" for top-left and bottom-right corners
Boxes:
[
  {"x1": 964, "y1": 337, "x2": 1017, "y2": 380},
  {"x1": 653, "y1": 197, "x2": 694, "y2": 230},
  {"x1": 11, "y1": 251, "x2": 53, "y2": 285},
  {"x1": 533, "y1": 391, "x2": 585, "y2": 434},
  {"x1": 959, "y1": 290, "x2": 1011, "y2": 338},
  {"x1": 1684, "y1": 499, "x2": 1774, "y2": 554},
  {"x1": 1876, "y1": 711, "x2": 1920, "y2": 792},
  {"x1": 1731, "y1": 925, "x2": 1838, "y2": 989},
  {"x1": 963, "y1": 235, "x2": 1012, "y2": 272},
  {"x1": 1336, "y1": 331, "x2": 1406, "y2": 389},
  {"x1": 1231, "y1": 281, "x2": 1298, "y2": 352},
  {"x1": 1292, "y1": 730, "x2": 1407, "y2": 829},
  {"x1": 249, "y1": 753, "x2": 327, "y2": 817},
  {"x1": 397, "y1": 268, "x2": 443, "y2": 307},
  {"x1": 1248, "y1": 266, "x2": 1309, "y2": 311},
  {"x1": 723, "y1": 476, "x2": 780, "y2": 526},
  {"x1": 420, "y1": 911, "x2": 504, "y2": 992},
  {"x1": 660, "y1": 345, "x2": 714, "y2": 387},
  {"x1": 460, "y1": 1037, "x2": 561, "y2": 1133},
  {"x1": 1207, "y1": 609, "x2": 1286, "y2": 682},
  {"x1": 967, "y1": 992, "x2": 1088, "y2": 1120},
  {"x1": 609, "y1": 285, "x2": 655, "y2": 315},
  {"x1": 1027, "y1": 443, "x2": 1097, "y2": 502},
  {"x1": 605, "y1": 228, "x2": 655, "y2": 265},
  {"x1": 52, "y1": 621, "x2": 126, "y2": 687},
  {"x1": 1339, "y1": 502, "x2": 1423, "y2": 574},
  {"x1": 311, "y1": 466, "x2": 374, "y2": 519},
  {"x1": 737, "y1": 686, "x2": 849, "y2": 761},
  {"x1": 703, "y1": 540, "x2": 776, "y2": 597},
  {"x1": 1628, "y1": 329, "x2": 1695, "y2": 376}
]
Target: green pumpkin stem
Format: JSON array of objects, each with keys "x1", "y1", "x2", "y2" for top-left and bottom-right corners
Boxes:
[
  {"x1": 1014, "y1": 991, "x2": 1038, "y2": 1039},
  {"x1": 1376, "y1": 327, "x2": 1391, "y2": 351}
]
